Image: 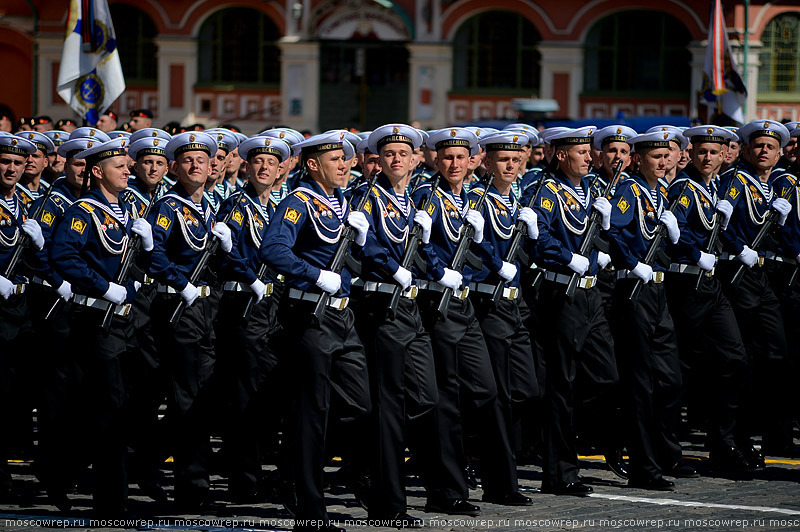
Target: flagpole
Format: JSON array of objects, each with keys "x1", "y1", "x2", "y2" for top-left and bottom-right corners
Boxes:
[{"x1": 743, "y1": 0, "x2": 750, "y2": 118}]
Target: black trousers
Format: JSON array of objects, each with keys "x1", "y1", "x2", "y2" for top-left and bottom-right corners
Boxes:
[
  {"x1": 536, "y1": 282, "x2": 618, "y2": 489},
  {"x1": 151, "y1": 293, "x2": 217, "y2": 503},
  {"x1": 278, "y1": 297, "x2": 371, "y2": 526},
  {"x1": 122, "y1": 283, "x2": 169, "y2": 488},
  {"x1": 418, "y1": 293, "x2": 517, "y2": 501},
  {"x1": 215, "y1": 290, "x2": 280, "y2": 495},
  {"x1": 666, "y1": 272, "x2": 747, "y2": 450},
  {"x1": 26, "y1": 285, "x2": 80, "y2": 499},
  {"x1": 352, "y1": 291, "x2": 439, "y2": 517},
  {"x1": 766, "y1": 261, "x2": 800, "y2": 446},
  {"x1": 718, "y1": 263, "x2": 791, "y2": 447},
  {"x1": 0, "y1": 292, "x2": 32, "y2": 491},
  {"x1": 471, "y1": 294, "x2": 538, "y2": 454},
  {"x1": 610, "y1": 280, "x2": 682, "y2": 481},
  {"x1": 67, "y1": 305, "x2": 130, "y2": 513}
]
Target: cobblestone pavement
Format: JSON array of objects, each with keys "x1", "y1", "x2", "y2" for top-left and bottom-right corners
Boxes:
[{"x1": 1, "y1": 432, "x2": 799, "y2": 532}]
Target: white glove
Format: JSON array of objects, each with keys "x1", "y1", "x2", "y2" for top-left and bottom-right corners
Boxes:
[
  {"x1": 56, "y1": 280, "x2": 72, "y2": 301},
  {"x1": 772, "y1": 197, "x2": 792, "y2": 226},
  {"x1": 498, "y1": 261, "x2": 517, "y2": 282},
  {"x1": 0, "y1": 275, "x2": 14, "y2": 299},
  {"x1": 716, "y1": 199, "x2": 733, "y2": 230},
  {"x1": 737, "y1": 246, "x2": 758, "y2": 268},
  {"x1": 211, "y1": 222, "x2": 233, "y2": 253},
  {"x1": 659, "y1": 210, "x2": 680, "y2": 244},
  {"x1": 631, "y1": 262, "x2": 653, "y2": 283},
  {"x1": 567, "y1": 253, "x2": 589, "y2": 276},
  {"x1": 348, "y1": 211, "x2": 369, "y2": 247},
  {"x1": 465, "y1": 209, "x2": 484, "y2": 243},
  {"x1": 131, "y1": 218, "x2": 154, "y2": 252},
  {"x1": 102, "y1": 282, "x2": 127, "y2": 305},
  {"x1": 316, "y1": 269, "x2": 341, "y2": 295},
  {"x1": 134, "y1": 281, "x2": 141, "y2": 292},
  {"x1": 392, "y1": 265, "x2": 413, "y2": 290},
  {"x1": 593, "y1": 197, "x2": 612, "y2": 231},
  {"x1": 518, "y1": 207, "x2": 539, "y2": 240},
  {"x1": 414, "y1": 211, "x2": 432, "y2": 244},
  {"x1": 249, "y1": 278, "x2": 266, "y2": 303},
  {"x1": 697, "y1": 251, "x2": 716, "y2": 272},
  {"x1": 437, "y1": 268, "x2": 463, "y2": 291},
  {"x1": 181, "y1": 282, "x2": 199, "y2": 307},
  {"x1": 22, "y1": 219, "x2": 44, "y2": 250},
  {"x1": 598, "y1": 251, "x2": 612, "y2": 269}
]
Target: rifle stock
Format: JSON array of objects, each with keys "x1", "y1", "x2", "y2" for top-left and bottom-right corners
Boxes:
[{"x1": 312, "y1": 173, "x2": 379, "y2": 323}]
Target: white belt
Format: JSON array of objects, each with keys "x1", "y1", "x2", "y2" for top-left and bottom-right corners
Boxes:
[
  {"x1": 416, "y1": 280, "x2": 469, "y2": 300},
  {"x1": 719, "y1": 252, "x2": 765, "y2": 266},
  {"x1": 157, "y1": 284, "x2": 212, "y2": 297},
  {"x1": 288, "y1": 288, "x2": 349, "y2": 310},
  {"x1": 72, "y1": 294, "x2": 131, "y2": 316},
  {"x1": 360, "y1": 281, "x2": 418, "y2": 299},
  {"x1": 543, "y1": 271, "x2": 597, "y2": 289},
  {"x1": 468, "y1": 282, "x2": 520, "y2": 300},
  {"x1": 223, "y1": 281, "x2": 274, "y2": 296},
  {"x1": 763, "y1": 251, "x2": 796, "y2": 265},
  {"x1": 32, "y1": 276, "x2": 52, "y2": 288},
  {"x1": 616, "y1": 270, "x2": 665, "y2": 283}
]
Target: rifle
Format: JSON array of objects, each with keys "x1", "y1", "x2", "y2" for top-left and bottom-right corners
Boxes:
[
  {"x1": 100, "y1": 194, "x2": 157, "y2": 331},
  {"x1": 694, "y1": 162, "x2": 740, "y2": 290},
  {"x1": 169, "y1": 190, "x2": 245, "y2": 325},
  {"x1": 386, "y1": 173, "x2": 442, "y2": 319},
  {"x1": 4, "y1": 182, "x2": 56, "y2": 279},
  {"x1": 564, "y1": 161, "x2": 624, "y2": 299},
  {"x1": 490, "y1": 172, "x2": 549, "y2": 304},
  {"x1": 436, "y1": 173, "x2": 493, "y2": 320},
  {"x1": 241, "y1": 262, "x2": 280, "y2": 320},
  {"x1": 730, "y1": 171, "x2": 800, "y2": 286},
  {"x1": 627, "y1": 177, "x2": 690, "y2": 301},
  {"x1": 312, "y1": 172, "x2": 379, "y2": 323}
]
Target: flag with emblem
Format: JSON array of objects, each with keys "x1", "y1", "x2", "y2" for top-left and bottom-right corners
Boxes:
[
  {"x1": 701, "y1": 0, "x2": 747, "y2": 124},
  {"x1": 56, "y1": 0, "x2": 125, "y2": 126}
]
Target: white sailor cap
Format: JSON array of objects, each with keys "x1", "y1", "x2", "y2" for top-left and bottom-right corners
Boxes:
[
  {"x1": 738, "y1": 119, "x2": 791, "y2": 148},
  {"x1": 368, "y1": 124, "x2": 424, "y2": 154},
  {"x1": 464, "y1": 126, "x2": 499, "y2": 141},
  {"x1": 592, "y1": 125, "x2": 637, "y2": 150},
  {"x1": 426, "y1": 127, "x2": 480, "y2": 156},
  {"x1": 723, "y1": 126, "x2": 740, "y2": 142},
  {"x1": 538, "y1": 127, "x2": 571, "y2": 145},
  {"x1": 356, "y1": 138, "x2": 371, "y2": 154},
  {"x1": 645, "y1": 125, "x2": 689, "y2": 150},
  {"x1": 683, "y1": 125, "x2": 736, "y2": 145},
  {"x1": 16, "y1": 131, "x2": 56, "y2": 154},
  {"x1": 238, "y1": 135, "x2": 291, "y2": 162},
  {"x1": 75, "y1": 137, "x2": 130, "y2": 162},
  {"x1": 629, "y1": 131, "x2": 684, "y2": 152},
  {"x1": 0, "y1": 135, "x2": 37, "y2": 156},
  {"x1": 58, "y1": 137, "x2": 100, "y2": 158},
  {"x1": 205, "y1": 128, "x2": 240, "y2": 154},
  {"x1": 547, "y1": 126, "x2": 596, "y2": 148},
  {"x1": 259, "y1": 128, "x2": 305, "y2": 145},
  {"x1": 502, "y1": 123, "x2": 539, "y2": 146},
  {"x1": 165, "y1": 131, "x2": 218, "y2": 161},
  {"x1": 108, "y1": 130, "x2": 132, "y2": 139},
  {"x1": 130, "y1": 128, "x2": 173, "y2": 143},
  {"x1": 43, "y1": 130, "x2": 70, "y2": 146},
  {"x1": 325, "y1": 130, "x2": 362, "y2": 150},
  {"x1": 356, "y1": 131, "x2": 371, "y2": 141},
  {"x1": 292, "y1": 130, "x2": 355, "y2": 161},
  {"x1": 128, "y1": 137, "x2": 168, "y2": 160},
  {"x1": 784, "y1": 122, "x2": 800, "y2": 139},
  {"x1": 233, "y1": 132, "x2": 248, "y2": 144},
  {"x1": 478, "y1": 131, "x2": 527, "y2": 152},
  {"x1": 70, "y1": 127, "x2": 111, "y2": 142}
]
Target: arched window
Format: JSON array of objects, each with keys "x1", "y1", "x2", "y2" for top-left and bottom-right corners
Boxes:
[
  {"x1": 109, "y1": 4, "x2": 157, "y2": 84},
  {"x1": 758, "y1": 14, "x2": 800, "y2": 97},
  {"x1": 584, "y1": 10, "x2": 691, "y2": 95},
  {"x1": 452, "y1": 11, "x2": 541, "y2": 93},
  {"x1": 198, "y1": 7, "x2": 280, "y2": 87}
]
